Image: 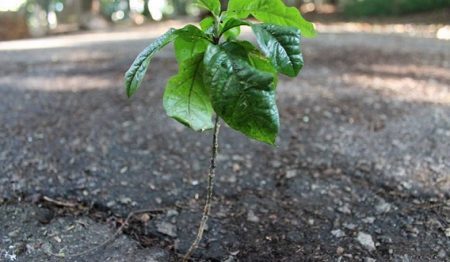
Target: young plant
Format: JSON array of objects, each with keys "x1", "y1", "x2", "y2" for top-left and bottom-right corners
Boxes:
[{"x1": 125, "y1": 0, "x2": 314, "y2": 260}]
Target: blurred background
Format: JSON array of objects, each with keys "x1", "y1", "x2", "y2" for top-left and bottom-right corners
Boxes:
[
  {"x1": 1, "y1": 0, "x2": 449, "y2": 40},
  {"x1": 0, "y1": 1, "x2": 449, "y2": 261}
]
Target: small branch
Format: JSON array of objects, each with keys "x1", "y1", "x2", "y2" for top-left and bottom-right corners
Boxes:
[
  {"x1": 47, "y1": 208, "x2": 164, "y2": 258},
  {"x1": 42, "y1": 196, "x2": 78, "y2": 208},
  {"x1": 183, "y1": 115, "x2": 221, "y2": 261}
]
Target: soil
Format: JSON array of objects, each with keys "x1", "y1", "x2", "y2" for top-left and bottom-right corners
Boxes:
[{"x1": 0, "y1": 20, "x2": 449, "y2": 261}]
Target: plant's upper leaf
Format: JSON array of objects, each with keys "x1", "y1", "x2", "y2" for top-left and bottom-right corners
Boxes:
[
  {"x1": 203, "y1": 44, "x2": 279, "y2": 144},
  {"x1": 125, "y1": 29, "x2": 177, "y2": 97},
  {"x1": 227, "y1": 0, "x2": 315, "y2": 37},
  {"x1": 174, "y1": 25, "x2": 210, "y2": 63},
  {"x1": 200, "y1": 16, "x2": 214, "y2": 31},
  {"x1": 252, "y1": 24, "x2": 303, "y2": 77},
  {"x1": 175, "y1": 24, "x2": 211, "y2": 41},
  {"x1": 221, "y1": 18, "x2": 249, "y2": 35},
  {"x1": 164, "y1": 53, "x2": 214, "y2": 131},
  {"x1": 226, "y1": 40, "x2": 279, "y2": 85},
  {"x1": 195, "y1": 0, "x2": 221, "y2": 16}
]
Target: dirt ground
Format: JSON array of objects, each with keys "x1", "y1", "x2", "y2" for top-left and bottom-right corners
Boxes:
[{"x1": 0, "y1": 19, "x2": 449, "y2": 261}]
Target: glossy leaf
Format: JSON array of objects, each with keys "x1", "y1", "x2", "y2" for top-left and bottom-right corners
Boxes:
[
  {"x1": 203, "y1": 44, "x2": 279, "y2": 144},
  {"x1": 227, "y1": 0, "x2": 316, "y2": 37},
  {"x1": 195, "y1": 0, "x2": 221, "y2": 16},
  {"x1": 200, "y1": 16, "x2": 214, "y2": 31},
  {"x1": 125, "y1": 29, "x2": 177, "y2": 97},
  {"x1": 221, "y1": 18, "x2": 249, "y2": 36},
  {"x1": 174, "y1": 25, "x2": 210, "y2": 63},
  {"x1": 164, "y1": 53, "x2": 214, "y2": 131},
  {"x1": 252, "y1": 24, "x2": 303, "y2": 77},
  {"x1": 227, "y1": 40, "x2": 279, "y2": 85}
]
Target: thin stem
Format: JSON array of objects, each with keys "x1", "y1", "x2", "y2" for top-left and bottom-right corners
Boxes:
[{"x1": 183, "y1": 115, "x2": 221, "y2": 261}]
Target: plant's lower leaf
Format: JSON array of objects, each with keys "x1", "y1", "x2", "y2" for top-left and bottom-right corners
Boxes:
[
  {"x1": 125, "y1": 28, "x2": 177, "y2": 97},
  {"x1": 203, "y1": 44, "x2": 279, "y2": 144},
  {"x1": 163, "y1": 53, "x2": 214, "y2": 131},
  {"x1": 252, "y1": 24, "x2": 303, "y2": 77}
]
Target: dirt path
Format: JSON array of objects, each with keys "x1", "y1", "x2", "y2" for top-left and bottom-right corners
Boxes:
[{"x1": 0, "y1": 22, "x2": 449, "y2": 261}]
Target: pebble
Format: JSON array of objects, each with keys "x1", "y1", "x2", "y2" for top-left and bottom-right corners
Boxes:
[
  {"x1": 445, "y1": 227, "x2": 450, "y2": 237},
  {"x1": 286, "y1": 170, "x2": 297, "y2": 179},
  {"x1": 343, "y1": 223, "x2": 357, "y2": 230},
  {"x1": 331, "y1": 229, "x2": 346, "y2": 238},
  {"x1": 437, "y1": 249, "x2": 447, "y2": 259},
  {"x1": 336, "y1": 246, "x2": 344, "y2": 255},
  {"x1": 362, "y1": 217, "x2": 376, "y2": 224},
  {"x1": 364, "y1": 258, "x2": 376, "y2": 262},
  {"x1": 337, "y1": 204, "x2": 351, "y2": 214},
  {"x1": 356, "y1": 232, "x2": 376, "y2": 252},
  {"x1": 156, "y1": 222, "x2": 177, "y2": 237},
  {"x1": 247, "y1": 210, "x2": 260, "y2": 223},
  {"x1": 375, "y1": 199, "x2": 392, "y2": 214}
]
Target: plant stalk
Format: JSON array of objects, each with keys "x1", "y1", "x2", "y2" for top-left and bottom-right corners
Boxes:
[{"x1": 183, "y1": 115, "x2": 221, "y2": 261}]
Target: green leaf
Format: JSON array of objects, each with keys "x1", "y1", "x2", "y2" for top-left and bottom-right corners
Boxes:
[
  {"x1": 220, "y1": 41, "x2": 278, "y2": 83},
  {"x1": 203, "y1": 44, "x2": 280, "y2": 144},
  {"x1": 220, "y1": 18, "x2": 249, "y2": 35},
  {"x1": 200, "y1": 16, "x2": 214, "y2": 31},
  {"x1": 175, "y1": 24, "x2": 211, "y2": 42},
  {"x1": 164, "y1": 53, "x2": 214, "y2": 131},
  {"x1": 252, "y1": 24, "x2": 303, "y2": 77},
  {"x1": 195, "y1": 0, "x2": 221, "y2": 16},
  {"x1": 227, "y1": 0, "x2": 316, "y2": 38},
  {"x1": 174, "y1": 25, "x2": 210, "y2": 63},
  {"x1": 125, "y1": 28, "x2": 177, "y2": 97}
]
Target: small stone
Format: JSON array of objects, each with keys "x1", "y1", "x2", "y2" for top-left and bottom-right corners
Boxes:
[
  {"x1": 156, "y1": 222, "x2": 177, "y2": 237},
  {"x1": 119, "y1": 197, "x2": 132, "y2": 205},
  {"x1": 336, "y1": 246, "x2": 344, "y2": 255},
  {"x1": 155, "y1": 197, "x2": 162, "y2": 204},
  {"x1": 331, "y1": 229, "x2": 346, "y2": 238},
  {"x1": 286, "y1": 170, "x2": 297, "y2": 179},
  {"x1": 270, "y1": 160, "x2": 282, "y2": 168},
  {"x1": 247, "y1": 210, "x2": 260, "y2": 223},
  {"x1": 364, "y1": 258, "x2": 376, "y2": 262},
  {"x1": 138, "y1": 214, "x2": 151, "y2": 223},
  {"x1": 375, "y1": 199, "x2": 392, "y2": 214},
  {"x1": 120, "y1": 166, "x2": 128, "y2": 174},
  {"x1": 337, "y1": 204, "x2": 351, "y2": 214},
  {"x1": 106, "y1": 200, "x2": 116, "y2": 207},
  {"x1": 438, "y1": 249, "x2": 447, "y2": 259},
  {"x1": 356, "y1": 232, "x2": 376, "y2": 252},
  {"x1": 167, "y1": 209, "x2": 179, "y2": 217},
  {"x1": 400, "y1": 254, "x2": 411, "y2": 262},
  {"x1": 362, "y1": 217, "x2": 376, "y2": 224},
  {"x1": 53, "y1": 236, "x2": 62, "y2": 243},
  {"x1": 8, "y1": 230, "x2": 19, "y2": 238},
  {"x1": 343, "y1": 223, "x2": 357, "y2": 230},
  {"x1": 445, "y1": 227, "x2": 450, "y2": 237}
]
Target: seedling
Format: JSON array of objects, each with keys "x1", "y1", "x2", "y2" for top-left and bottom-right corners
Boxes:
[{"x1": 125, "y1": 0, "x2": 314, "y2": 260}]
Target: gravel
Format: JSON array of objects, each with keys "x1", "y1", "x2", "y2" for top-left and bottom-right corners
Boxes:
[{"x1": 0, "y1": 20, "x2": 449, "y2": 261}]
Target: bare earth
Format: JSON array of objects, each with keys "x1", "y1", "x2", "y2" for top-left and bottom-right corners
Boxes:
[{"x1": 0, "y1": 21, "x2": 449, "y2": 261}]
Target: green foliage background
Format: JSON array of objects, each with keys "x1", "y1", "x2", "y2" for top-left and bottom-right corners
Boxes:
[{"x1": 343, "y1": 0, "x2": 450, "y2": 17}]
